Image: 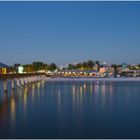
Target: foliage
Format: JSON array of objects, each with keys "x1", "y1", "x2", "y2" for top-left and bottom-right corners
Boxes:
[
  {"x1": 67, "y1": 60, "x2": 100, "y2": 70},
  {"x1": 121, "y1": 71, "x2": 127, "y2": 77},
  {"x1": 22, "y1": 61, "x2": 57, "y2": 73},
  {"x1": 47, "y1": 63, "x2": 57, "y2": 71},
  {"x1": 32, "y1": 62, "x2": 46, "y2": 72},
  {"x1": 14, "y1": 63, "x2": 21, "y2": 73}
]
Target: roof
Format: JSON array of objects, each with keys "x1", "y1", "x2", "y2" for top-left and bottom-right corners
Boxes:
[
  {"x1": 101, "y1": 64, "x2": 110, "y2": 68},
  {"x1": 0, "y1": 62, "x2": 10, "y2": 68}
]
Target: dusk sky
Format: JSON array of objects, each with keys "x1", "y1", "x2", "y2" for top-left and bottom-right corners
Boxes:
[{"x1": 0, "y1": 1, "x2": 140, "y2": 66}]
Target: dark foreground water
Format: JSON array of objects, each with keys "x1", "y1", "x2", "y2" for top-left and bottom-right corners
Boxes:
[{"x1": 0, "y1": 80, "x2": 140, "y2": 138}]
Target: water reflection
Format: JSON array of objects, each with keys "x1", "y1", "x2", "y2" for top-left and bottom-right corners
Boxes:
[
  {"x1": 57, "y1": 89, "x2": 61, "y2": 112},
  {"x1": 32, "y1": 84, "x2": 35, "y2": 99},
  {"x1": 90, "y1": 82, "x2": 93, "y2": 93},
  {"x1": 37, "y1": 82, "x2": 41, "y2": 97},
  {"x1": 10, "y1": 89, "x2": 16, "y2": 136},
  {"x1": 0, "y1": 91, "x2": 8, "y2": 122},
  {"x1": 94, "y1": 82, "x2": 99, "y2": 94},
  {"x1": 72, "y1": 85, "x2": 76, "y2": 113},
  {"x1": 23, "y1": 87, "x2": 28, "y2": 114},
  {"x1": 10, "y1": 90, "x2": 16, "y2": 122},
  {"x1": 41, "y1": 81, "x2": 45, "y2": 97},
  {"x1": 79, "y1": 86, "x2": 83, "y2": 108},
  {"x1": 0, "y1": 80, "x2": 140, "y2": 138},
  {"x1": 54, "y1": 81, "x2": 140, "y2": 113},
  {"x1": 101, "y1": 82, "x2": 106, "y2": 109}
]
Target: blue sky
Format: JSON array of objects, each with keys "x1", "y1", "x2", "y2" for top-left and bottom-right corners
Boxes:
[{"x1": 0, "y1": 1, "x2": 140, "y2": 66}]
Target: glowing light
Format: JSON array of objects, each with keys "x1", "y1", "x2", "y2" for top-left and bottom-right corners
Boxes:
[
  {"x1": 23, "y1": 88, "x2": 27, "y2": 113},
  {"x1": 57, "y1": 90, "x2": 61, "y2": 112},
  {"x1": 72, "y1": 85, "x2": 75, "y2": 94},
  {"x1": 10, "y1": 98, "x2": 16, "y2": 121},
  {"x1": 32, "y1": 84, "x2": 35, "y2": 98},
  {"x1": 90, "y1": 82, "x2": 92, "y2": 93},
  {"x1": 37, "y1": 82, "x2": 41, "y2": 89},
  {"x1": 84, "y1": 84, "x2": 86, "y2": 89},
  {"x1": 80, "y1": 86, "x2": 83, "y2": 94}
]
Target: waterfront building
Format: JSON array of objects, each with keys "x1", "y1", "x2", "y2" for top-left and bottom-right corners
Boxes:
[
  {"x1": 0, "y1": 62, "x2": 9, "y2": 74},
  {"x1": 99, "y1": 64, "x2": 110, "y2": 74},
  {"x1": 58, "y1": 69, "x2": 99, "y2": 77},
  {"x1": 99, "y1": 67, "x2": 107, "y2": 73},
  {"x1": 122, "y1": 63, "x2": 128, "y2": 70},
  {"x1": 60, "y1": 65, "x2": 63, "y2": 70},
  {"x1": 122, "y1": 69, "x2": 140, "y2": 77},
  {"x1": 18, "y1": 66, "x2": 24, "y2": 74},
  {"x1": 93, "y1": 64, "x2": 98, "y2": 71}
]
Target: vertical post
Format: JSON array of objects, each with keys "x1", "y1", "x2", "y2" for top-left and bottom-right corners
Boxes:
[
  {"x1": 17, "y1": 79, "x2": 20, "y2": 88},
  {"x1": 21, "y1": 78, "x2": 24, "y2": 87},
  {"x1": 27, "y1": 77, "x2": 29, "y2": 85},
  {"x1": 30, "y1": 76, "x2": 33, "y2": 83},
  {"x1": 4, "y1": 80, "x2": 7, "y2": 92},
  {"x1": 11, "y1": 80, "x2": 15, "y2": 90},
  {"x1": 24, "y1": 77, "x2": 27, "y2": 86}
]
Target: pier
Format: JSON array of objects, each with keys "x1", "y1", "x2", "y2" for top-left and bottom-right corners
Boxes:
[{"x1": 0, "y1": 73, "x2": 46, "y2": 92}]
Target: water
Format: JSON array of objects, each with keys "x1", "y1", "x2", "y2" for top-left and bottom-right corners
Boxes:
[{"x1": 0, "y1": 79, "x2": 140, "y2": 138}]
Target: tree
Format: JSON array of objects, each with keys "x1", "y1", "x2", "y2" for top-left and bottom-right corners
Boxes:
[
  {"x1": 83, "y1": 62, "x2": 89, "y2": 69},
  {"x1": 111, "y1": 64, "x2": 118, "y2": 69},
  {"x1": 121, "y1": 71, "x2": 127, "y2": 77},
  {"x1": 76, "y1": 63, "x2": 83, "y2": 69},
  {"x1": 67, "y1": 64, "x2": 74, "y2": 70},
  {"x1": 14, "y1": 63, "x2": 21, "y2": 73},
  {"x1": 95, "y1": 60, "x2": 100, "y2": 65},
  {"x1": 48, "y1": 63, "x2": 57, "y2": 71},
  {"x1": 23, "y1": 64, "x2": 34, "y2": 73},
  {"x1": 114, "y1": 69, "x2": 119, "y2": 76},
  {"x1": 138, "y1": 64, "x2": 140, "y2": 69},
  {"x1": 32, "y1": 61, "x2": 45, "y2": 72},
  {"x1": 88, "y1": 60, "x2": 95, "y2": 68}
]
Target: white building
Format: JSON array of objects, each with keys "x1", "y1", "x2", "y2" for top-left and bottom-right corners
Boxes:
[{"x1": 18, "y1": 66, "x2": 24, "y2": 74}]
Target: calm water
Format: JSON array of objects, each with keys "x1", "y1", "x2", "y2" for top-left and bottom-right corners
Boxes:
[{"x1": 0, "y1": 80, "x2": 140, "y2": 138}]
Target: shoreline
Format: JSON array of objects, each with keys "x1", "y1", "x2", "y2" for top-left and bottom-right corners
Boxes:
[{"x1": 46, "y1": 77, "x2": 140, "y2": 82}]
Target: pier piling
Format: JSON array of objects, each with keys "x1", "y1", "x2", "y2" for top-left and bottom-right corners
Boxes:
[
  {"x1": 1, "y1": 74, "x2": 46, "y2": 93},
  {"x1": 4, "y1": 80, "x2": 7, "y2": 92},
  {"x1": 11, "y1": 80, "x2": 15, "y2": 90}
]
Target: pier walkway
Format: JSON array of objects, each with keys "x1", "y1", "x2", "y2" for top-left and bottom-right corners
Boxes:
[{"x1": 0, "y1": 73, "x2": 46, "y2": 92}]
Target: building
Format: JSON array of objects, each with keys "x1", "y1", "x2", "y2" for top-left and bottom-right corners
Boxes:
[
  {"x1": 99, "y1": 67, "x2": 107, "y2": 73},
  {"x1": 0, "y1": 62, "x2": 9, "y2": 74},
  {"x1": 122, "y1": 63, "x2": 128, "y2": 70},
  {"x1": 57, "y1": 70, "x2": 99, "y2": 77},
  {"x1": 18, "y1": 66, "x2": 24, "y2": 74},
  {"x1": 121, "y1": 69, "x2": 140, "y2": 77},
  {"x1": 99, "y1": 64, "x2": 110, "y2": 74},
  {"x1": 99, "y1": 63, "x2": 115, "y2": 77}
]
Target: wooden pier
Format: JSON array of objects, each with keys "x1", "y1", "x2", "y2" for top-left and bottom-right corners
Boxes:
[{"x1": 0, "y1": 73, "x2": 46, "y2": 92}]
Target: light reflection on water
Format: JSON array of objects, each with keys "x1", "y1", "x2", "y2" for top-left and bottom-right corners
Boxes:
[
  {"x1": 0, "y1": 80, "x2": 140, "y2": 138},
  {"x1": 10, "y1": 90, "x2": 16, "y2": 122}
]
